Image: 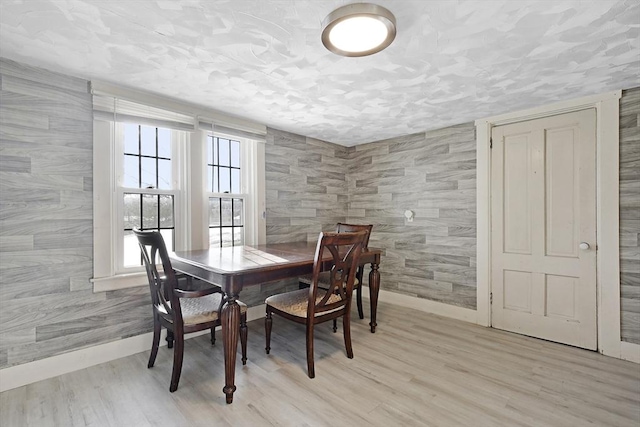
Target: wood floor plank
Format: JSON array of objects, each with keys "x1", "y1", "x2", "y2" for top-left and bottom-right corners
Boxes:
[{"x1": 1, "y1": 301, "x2": 639, "y2": 426}]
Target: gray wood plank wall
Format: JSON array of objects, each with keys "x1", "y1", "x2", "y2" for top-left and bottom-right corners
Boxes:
[
  {"x1": 265, "y1": 128, "x2": 350, "y2": 243},
  {"x1": 347, "y1": 124, "x2": 477, "y2": 309},
  {"x1": 620, "y1": 87, "x2": 640, "y2": 345},
  {"x1": 264, "y1": 124, "x2": 477, "y2": 309}
]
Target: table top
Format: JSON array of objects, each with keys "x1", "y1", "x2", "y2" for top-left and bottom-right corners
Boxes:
[{"x1": 170, "y1": 242, "x2": 381, "y2": 293}]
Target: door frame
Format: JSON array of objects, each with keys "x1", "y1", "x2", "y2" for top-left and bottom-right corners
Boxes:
[{"x1": 475, "y1": 90, "x2": 622, "y2": 358}]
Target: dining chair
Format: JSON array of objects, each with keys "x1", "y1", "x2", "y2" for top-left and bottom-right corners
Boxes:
[
  {"x1": 265, "y1": 230, "x2": 367, "y2": 378},
  {"x1": 134, "y1": 228, "x2": 248, "y2": 392},
  {"x1": 299, "y1": 223, "x2": 373, "y2": 324}
]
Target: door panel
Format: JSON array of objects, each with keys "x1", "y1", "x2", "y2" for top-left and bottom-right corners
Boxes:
[
  {"x1": 546, "y1": 274, "x2": 577, "y2": 319},
  {"x1": 503, "y1": 270, "x2": 532, "y2": 313},
  {"x1": 491, "y1": 109, "x2": 597, "y2": 350},
  {"x1": 546, "y1": 128, "x2": 579, "y2": 258},
  {"x1": 503, "y1": 134, "x2": 532, "y2": 255}
]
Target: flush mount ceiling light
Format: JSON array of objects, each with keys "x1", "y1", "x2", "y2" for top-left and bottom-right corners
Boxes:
[{"x1": 321, "y1": 3, "x2": 396, "y2": 57}]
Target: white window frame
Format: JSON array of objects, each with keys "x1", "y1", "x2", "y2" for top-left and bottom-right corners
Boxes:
[
  {"x1": 114, "y1": 123, "x2": 186, "y2": 274},
  {"x1": 92, "y1": 122, "x2": 265, "y2": 293},
  {"x1": 204, "y1": 130, "x2": 260, "y2": 248}
]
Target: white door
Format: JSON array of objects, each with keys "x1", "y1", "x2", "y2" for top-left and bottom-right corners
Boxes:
[{"x1": 491, "y1": 109, "x2": 597, "y2": 349}]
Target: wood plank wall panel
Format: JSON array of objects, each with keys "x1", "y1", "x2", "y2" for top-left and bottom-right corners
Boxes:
[
  {"x1": 0, "y1": 59, "x2": 160, "y2": 370},
  {"x1": 620, "y1": 87, "x2": 640, "y2": 345},
  {"x1": 0, "y1": 58, "x2": 113, "y2": 369},
  {"x1": 347, "y1": 124, "x2": 477, "y2": 309},
  {"x1": 265, "y1": 127, "x2": 349, "y2": 243},
  {"x1": 265, "y1": 124, "x2": 477, "y2": 309}
]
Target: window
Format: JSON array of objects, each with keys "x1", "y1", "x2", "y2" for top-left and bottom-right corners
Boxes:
[
  {"x1": 121, "y1": 124, "x2": 176, "y2": 267},
  {"x1": 91, "y1": 89, "x2": 266, "y2": 292},
  {"x1": 207, "y1": 136, "x2": 244, "y2": 247}
]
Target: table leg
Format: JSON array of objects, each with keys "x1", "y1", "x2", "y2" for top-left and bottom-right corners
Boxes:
[
  {"x1": 368, "y1": 261, "x2": 380, "y2": 333},
  {"x1": 221, "y1": 295, "x2": 241, "y2": 404}
]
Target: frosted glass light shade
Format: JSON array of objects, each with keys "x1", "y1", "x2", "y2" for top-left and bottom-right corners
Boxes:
[{"x1": 322, "y1": 4, "x2": 396, "y2": 57}]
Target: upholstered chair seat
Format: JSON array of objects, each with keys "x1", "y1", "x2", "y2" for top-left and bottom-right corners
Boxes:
[
  {"x1": 265, "y1": 289, "x2": 342, "y2": 318},
  {"x1": 157, "y1": 294, "x2": 248, "y2": 326}
]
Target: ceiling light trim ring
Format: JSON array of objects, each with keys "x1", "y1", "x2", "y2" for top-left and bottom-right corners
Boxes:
[{"x1": 321, "y1": 3, "x2": 396, "y2": 57}]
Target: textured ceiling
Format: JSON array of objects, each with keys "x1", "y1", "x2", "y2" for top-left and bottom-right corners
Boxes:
[{"x1": 1, "y1": 0, "x2": 638, "y2": 146}]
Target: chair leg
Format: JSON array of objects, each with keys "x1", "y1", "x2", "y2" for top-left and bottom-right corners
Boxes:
[
  {"x1": 166, "y1": 330, "x2": 174, "y2": 349},
  {"x1": 265, "y1": 310, "x2": 272, "y2": 354},
  {"x1": 240, "y1": 313, "x2": 248, "y2": 365},
  {"x1": 343, "y1": 313, "x2": 354, "y2": 359},
  {"x1": 169, "y1": 332, "x2": 184, "y2": 392},
  {"x1": 148, "y1": 317, "x2": 161, "y2": 368},
  {"x1": 210, "y1": 328, "x2": 216, "y2": 345},
  {"x1": 332, "y1": 318, "x2": 337, "y2": 333},
  {"x1": 306, "y1": 321, "x2": 315, "y2": 379},
  {"x1": 356, "y1": 284, "x2": 364, "y2": 320}
]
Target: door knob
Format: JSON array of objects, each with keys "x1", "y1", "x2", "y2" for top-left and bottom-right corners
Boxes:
[{"x1": 579, "y1": 242, "x2": 590, "y2": 250}]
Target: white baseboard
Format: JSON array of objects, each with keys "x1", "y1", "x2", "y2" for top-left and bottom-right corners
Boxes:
[
  {"x1": 0, "y1": 304, "x2": 266, "y2": 393},
  {"x1": 363, "y1": 288, "x2": 478, "y2": 324},
  {"x1": 620, "y1": 341, "x2": 640, "y2": 364}
]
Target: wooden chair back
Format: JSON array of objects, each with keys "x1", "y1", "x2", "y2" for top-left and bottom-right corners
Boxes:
[
  {"x1": 335, "y1": 223, "x2": 373, "y2": 248},
  {"x1": 307, "y1": 231, "x2": 367, "y2": 318},
  {"x1": 133, "y1": 228, "x2": 180, "y2": 322}
]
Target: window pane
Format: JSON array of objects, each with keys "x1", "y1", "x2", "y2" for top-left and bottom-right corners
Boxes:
[
  {"x1": 141, "y1": 157, "x2": 156, "y2": 189},
  {"x1": 212, "y1": 166, "x2": 219, "y2": 193},
  {"x1": 159, "y1": 195, "x2": 174, "y2": 228},
  {"x1": 209, "y1": 198, "x2": 221, "y2": 226},
  {"x1": 233, "y1": 227, "x2": 243, "y2": 246},
  {"x1": 231, "y1": 168, "x2": 240, "y2": 193},
  {"x1": 123, "y1": 230, "x2": 141, "y2": 267},
  {"x1": 140, "y1": 126, "x2": 156, "y2": 156},
  {"x1": 233, "y1": 198, "x2": 243, "y2": 226},
  {"x1": 123, "y1": 124, "x2": 139, "y2": 154},
  {"x1": 219, "y1": 138, "x2": 230, "y2": 166},
  {"x1": 230, "y1": 140, "x2": 240, "y2": 168},
  {"x1": 160, "y1": 229, "x2": 174, "y2": 252},
  {"x1": 221, "y1": 198, "x2": 232, "y2": 226},
  {"x1": 219, "y1": 167, "x2": 231, "y2": 193},
  {"x1": 142, "y1": 194, "x2": 159, "y2": 229},
  {"x1": 207, "y1": 167, "x2": 213, "y2": 193},
  {"x1": 123, "y1": 155, "x2": 139, "y2": 188},
  {"x1": 157, "y1": 128, "x2": 171, "y2": 158},
  {"x1": 123, "y1": 193, "x2": 141, "y2": 229},
  {"x1": 213, "y1": 137, "x2": 218, "y2": 165},
  {"x1": 221, "y1": 227, "x2": 233, "y2": 247},
  {"x1": 209, "y1": 227, "x2": 221, "y2": 248},
  {"x1": 157, "y1": 158, "x2": 172, "y2": 190}
]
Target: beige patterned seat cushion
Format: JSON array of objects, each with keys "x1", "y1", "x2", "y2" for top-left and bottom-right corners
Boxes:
[
  {"x1": 265, "y1": 288, "x2": 343, "y2": 318},
  {"x1": 158, "y1": 293, "x2": 247, "y2": 326},
  {"x1": 298, "y1": 272, "x2": 360, "y2": 289}
]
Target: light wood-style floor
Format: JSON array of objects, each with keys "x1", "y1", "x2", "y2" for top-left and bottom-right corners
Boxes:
[{"x1": 2, "y1": 302, "x2": 639, "y2": 427}]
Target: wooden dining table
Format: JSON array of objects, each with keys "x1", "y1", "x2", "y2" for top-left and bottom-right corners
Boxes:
[{"x1": 170, "y1": 241, "x2": 382, "y2": 404}]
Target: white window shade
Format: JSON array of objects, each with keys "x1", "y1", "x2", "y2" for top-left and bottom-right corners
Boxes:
[
  {"x1": 93, "y1": 94, "x2": 195, "y2": 131},
  {"x1": 197, "y1": 120, "x2": 266, "y2": 142},
  {"x1": 91, "y1": 80, "x2": 267, "y2": 138}
]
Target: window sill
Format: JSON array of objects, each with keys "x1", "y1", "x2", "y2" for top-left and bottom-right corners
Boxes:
[{"x1": 92, "y1": 272, "x2": 147, "y2": 293}]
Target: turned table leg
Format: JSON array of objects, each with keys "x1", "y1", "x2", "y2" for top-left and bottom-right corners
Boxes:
[
  {"x1": 368, "y1": 261, "x2": 380, "y2": 333},
  {"x1": 221, "y1": 295, "x2": 241, "y2": 404}
]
